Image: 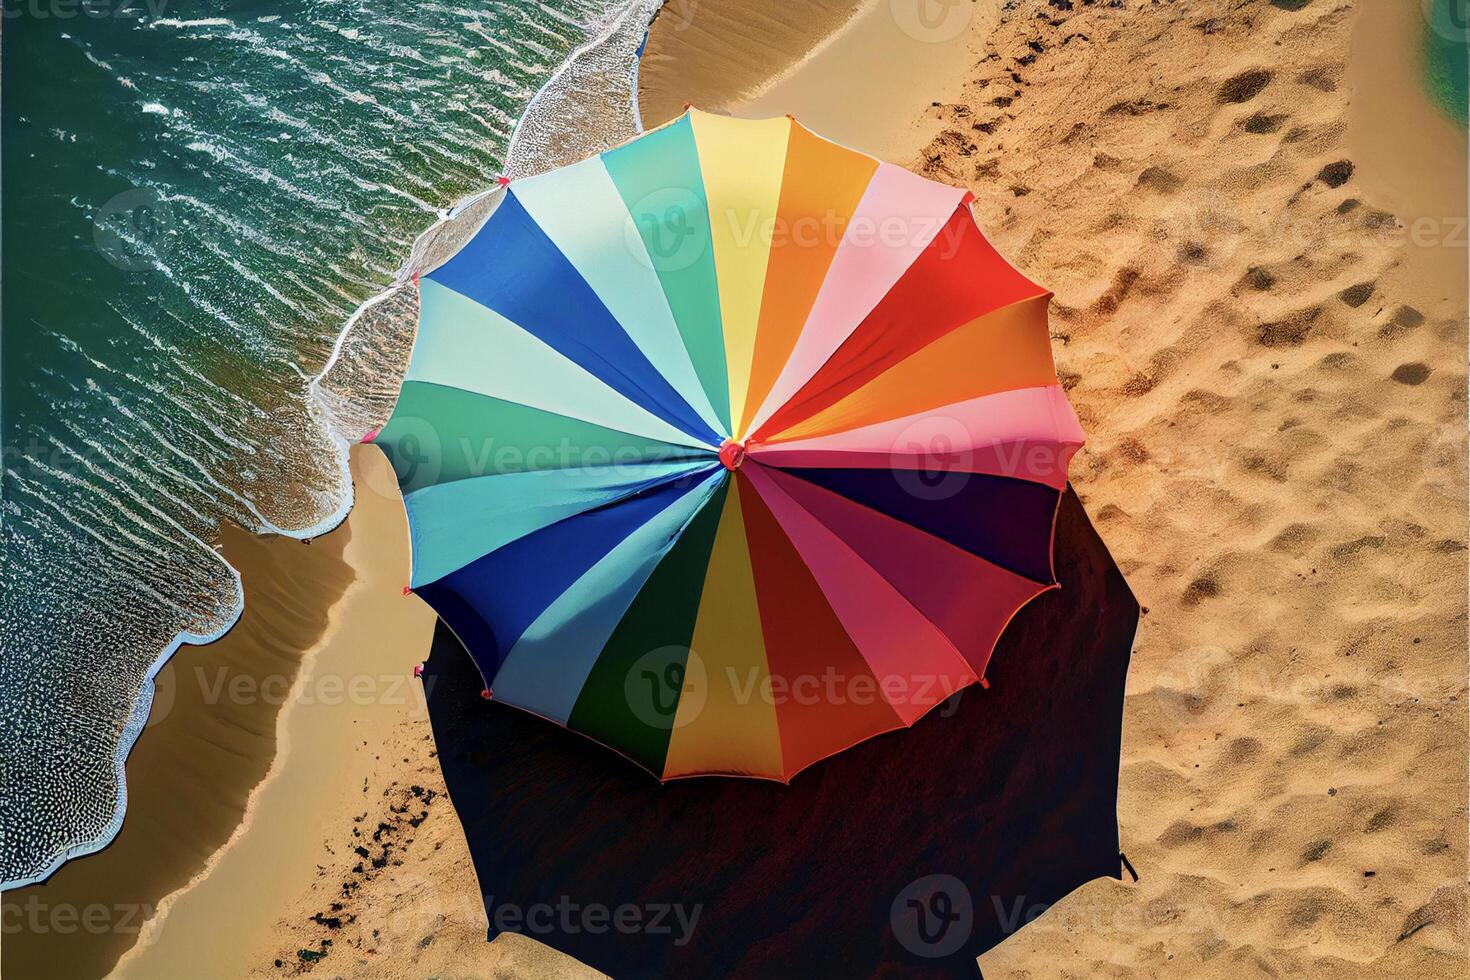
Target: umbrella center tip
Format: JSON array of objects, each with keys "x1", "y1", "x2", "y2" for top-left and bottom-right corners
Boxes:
[{"x1": 718, "y1": 439, "x2": 747, "y2": 471}]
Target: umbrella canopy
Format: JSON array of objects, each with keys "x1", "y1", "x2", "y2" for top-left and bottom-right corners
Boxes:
[{"x1": 372, "y1": 109, "x2": 1085, "y2": 782}]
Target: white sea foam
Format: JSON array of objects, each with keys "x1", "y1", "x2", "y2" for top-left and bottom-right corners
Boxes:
[{"x1": 151, "y1": 18, "x2": 235, "y2": 30}]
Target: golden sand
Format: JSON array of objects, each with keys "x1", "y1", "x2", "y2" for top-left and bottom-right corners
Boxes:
[
  {"x1": 107, "y1": 448, "x2": 438, "y2": 978},
  {"x1": 900, "y1": 1, "x2": 1468, "y2": 975},
  {"x1": 640, "y1": 0, "x2": 1002, "y2": 160},
  {"x1": 636, "y1": 0, "x2": 867, "y2": 127}
]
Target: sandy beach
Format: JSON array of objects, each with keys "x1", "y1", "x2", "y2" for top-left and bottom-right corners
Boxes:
[
  {"x1": 6, "y1": 2, "x2": 1462, "y2": 978},
  {"x1": 104, "y1": 448, "x2": 604, "y2": 979},
  {"x1": 106, "y1": 448, "x2": 441, "y2": 978},
  {"x1": 889, "y1": 1, "x2": 1469, "y2": 976}
]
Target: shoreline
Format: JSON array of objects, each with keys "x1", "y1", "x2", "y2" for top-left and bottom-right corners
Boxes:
[
  {"x1": 0, "y1": 563, "x2": 246, "y2": 895},
  {"x1": 3, "y1": 0, "x2": 657, "y2": 908},
  {"x1": 83, "y1": 4, "x2": 943, "y2": 977},
  {"x1": 111, "y1": 447, "x2": 437, "y2": 978},
  {"x1": 1346, "y1": 0, "x2": 1467, "y2": 291},
  {"x1": 111, "y1": 510, "x2": 369, "y2": 973},
  {"x1": 2, "y1": 513, "x2": 356, "y2": 978}
]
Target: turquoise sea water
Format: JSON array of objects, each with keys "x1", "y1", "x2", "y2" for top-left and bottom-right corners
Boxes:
[
  {"x1": 1, "y1": 0, "x2": 653, "y2": 888},
  {"x1": 1423, "y1": 0, "x2": 1469, "y2": 125}
]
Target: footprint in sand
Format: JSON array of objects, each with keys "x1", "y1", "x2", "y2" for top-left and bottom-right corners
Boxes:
[
  {"x1": 1218, "y1": 68, "x2": 1273, "y2": 104},
  {"x1": 1390, "y1": 362, "x2": 1432, "y2": 385},
  {"x1": 1338, "y1": 281, "x2": 1375, "y2": 307},
  {"x1": 1243, "y1": 111, "x2": 1288, "y2": 133}
]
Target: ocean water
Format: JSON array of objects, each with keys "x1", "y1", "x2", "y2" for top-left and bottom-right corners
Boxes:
[{"x1": 1, "y1": 0, "x2": 660, "y2": 889}]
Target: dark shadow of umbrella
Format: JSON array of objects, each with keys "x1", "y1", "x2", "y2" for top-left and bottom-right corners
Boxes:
[{"x1": 423, "y1": 487, "x2": 1138, "y2": 978}]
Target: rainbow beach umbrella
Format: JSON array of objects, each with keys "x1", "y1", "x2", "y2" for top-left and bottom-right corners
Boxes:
[{"x1": 372, "y1": 109, "x2": 1084, "y2": 782}]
